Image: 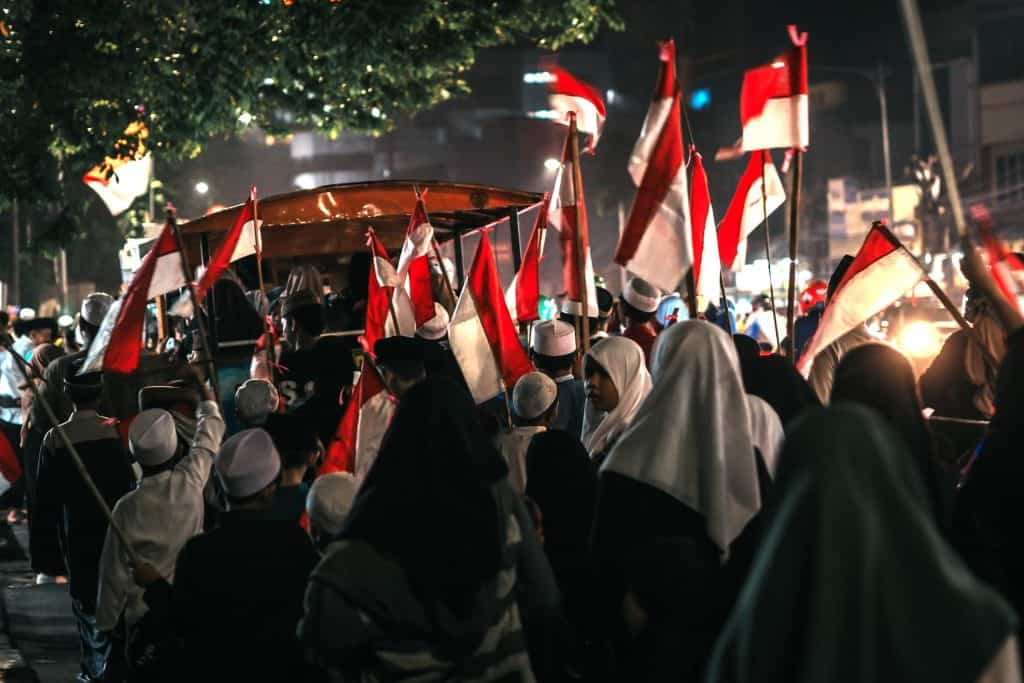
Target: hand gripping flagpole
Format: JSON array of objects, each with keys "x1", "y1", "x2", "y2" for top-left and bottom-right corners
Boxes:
[
  {"x1": 0, "y1": 338, "x2": 139, "y2": 566},
  {"x1": 166, "y1": 206, "x2": 221, "y2": 399}
]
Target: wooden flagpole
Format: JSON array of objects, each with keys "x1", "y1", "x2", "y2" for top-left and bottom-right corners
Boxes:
[
  {"x1": 567, "y1": 113, "x2": 592, "y2": 353},
  {"x1": 785, "y1": 150, "x2": 803, "y2": 360},
  {"x1": 250, "y1": 186, "x2": 278, "y2": 383},
  {"x1": 167, "y1": 206, "x2": 221, "y2": 398},
  {"x1": 719, "y1": 272, "x2": 733, "y2": 334},
  {"x1": 760, "y1": 158, "x2": 783, "y2": 350},
  {"x1": 0, "y1": 339, "x2": 139, "y2": 565}
]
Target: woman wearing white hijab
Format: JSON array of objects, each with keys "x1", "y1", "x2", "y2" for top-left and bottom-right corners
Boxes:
[
  {"x1": 589, "y1": 321, "x2": 771, "y2": 678},
  {"x1": 581, "y1": 337, "x2": 652, "y2": 465}
]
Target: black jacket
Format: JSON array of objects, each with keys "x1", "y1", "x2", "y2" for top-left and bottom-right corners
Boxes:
[{"x1": 144, "y1": 509, "x2": 321, "y2": 682}]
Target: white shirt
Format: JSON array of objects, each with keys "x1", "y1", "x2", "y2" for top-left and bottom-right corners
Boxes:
[
  {"x1": 0, "y1": 336, "x2": 33, "y2": 424},
  {"x1": 95, "y1": 400, "x2": 225, "y2": 631},
  {"x1": 494, "y1": 426, "x2": 545, "y2": 494}
]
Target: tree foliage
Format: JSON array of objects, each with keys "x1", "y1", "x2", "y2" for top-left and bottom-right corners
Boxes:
[{"x1": 0, "y1": 0, "x2": 621, "y2": 209}]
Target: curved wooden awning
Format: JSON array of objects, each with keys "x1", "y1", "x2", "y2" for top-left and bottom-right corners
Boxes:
[{"x1": 177, "y1": 179, "x2": 543, "y2": 263}]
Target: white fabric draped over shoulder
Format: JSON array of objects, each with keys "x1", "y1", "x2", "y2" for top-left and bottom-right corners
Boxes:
[{"x1": 602, "y1": 320, "x2": 761, "y2": 556}]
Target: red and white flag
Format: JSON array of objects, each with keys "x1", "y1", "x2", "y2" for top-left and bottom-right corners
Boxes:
[
  {"x1": 549, "y1": 115, "x2": 599, "y2": 317},
  {"x1": 396, "y1": 192, "x2": 437, "y2": 328},
  {"x1": 973, "y1": 205, "x2": 1024, "y2": 312},
  {"x1": 320, "y1": 361, "x2": 394, "y2": 482},
  {"x1": 505, "y1": 197, "x2": 548, "y2": 324},
  {"x1": 366, "y1": 229, "x2": 415, "y2": 349},
  {"x1": 740, "y1": 28, "x2": 809, "y2": 151},
  {"x1": 798, "y1": 223, "x2": 924, "y2": 375},
  {"x1": 193, "y1": 186, "x2": 261, "y2": 305},
  {"x1": 449, "y1": 232, "x2": 534, "y2": 403},
  {"x1": 547, "y1": 67, "x2": 607, "y2": 154},
  {"x1": 616, "y1": 39, "x2": 694, "y2": 293},
  {"x1": 717, "y1": 150, "x2": 786, "y2": 270},
  {"x1": 688, "y1": 151, "x2": 722, "y2": 301},
  {"x1": 82, "y1": 121, "x2": 153, "y2": 216},
  {"x1": 81, "y1": 219, "x2": 186, "y2": 374}
]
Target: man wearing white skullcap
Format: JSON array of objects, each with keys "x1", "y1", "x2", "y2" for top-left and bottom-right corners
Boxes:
[
  {"x1": 234, "y1": 378, "x2": 279, "y2": 428},
  {"x1": 620, "y1": 277, "x2": 662, "y2": 367},
  {"x1": 306, "y1": 472, "x2": 357, "y2": 551},
  {"x1": 494, "y1": 372, "x2": 559, "y2": 493},
  {"x1": 133, "y1": 426, "x2": 320, "y2": 682},
  {"x1": 530, "y1": 319, "x2": 585, "y2": 440},
  {"x1": 96, "y1": 367, "x2": 225, "y2": 641}
]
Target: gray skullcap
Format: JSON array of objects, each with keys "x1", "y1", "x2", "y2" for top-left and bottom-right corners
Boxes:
[
  {"x1": 513, "y1": 371, "x2": 558, "y2": 420},
  {"x1": 531, "y1": 319, "x2": 576, "y2": 357},
  {"x1": 216, "y1": 429, "x2": 282, "y2": 498},
  {"x1": 416, "y1": 302, "x2": 450, "y2": 341},
  {"x1": 623, "y1": 277, "x2": 662, "y2": 313},
  {"x1": 130, "y1": 409, "x2": 178, "y2": 467},
  {"x1": 234, "y1": 379, "x2": 279, "y2": 427},
  {"x1": 306, "y1": 472, "x2": 358, "y2": 536},
  {"x1": 80, "y1": 292, "x2": 114, "y2": 327}
]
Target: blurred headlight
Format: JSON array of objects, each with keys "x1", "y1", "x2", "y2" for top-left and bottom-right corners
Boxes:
[{"x1": 898, "y1": 321, "x2": 941, "y2": 358}]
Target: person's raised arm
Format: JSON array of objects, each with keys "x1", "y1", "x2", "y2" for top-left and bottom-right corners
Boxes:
[
  {"x1": 175, "y1": 364, "x2": 225, "y2": 488},
  {"x1": 960, "y1": 236, "x2": 1024, "y2": 335}
]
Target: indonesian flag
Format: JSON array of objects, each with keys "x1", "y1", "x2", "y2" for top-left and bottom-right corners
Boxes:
[
  {"x1": 547, "y1": 67, "x2": 607, "y2": 154},
  {"x1": 740, "y1": 29, "x2": 809, "y2": 152},
  {"x1": 717, "y1": 150, "x2": 786, "y2": 270},
  {"x1": 974, "y1": 205, "x2": 1024, "y2": 313},
  {"x1": 83, "y1": 121, "x2": 153, "y2": 216},
  {"x1": 396, "y1": 192, "x2": 436, "y2": 328},
  {"x1": 449, "y1": 232, "x2": 534, "y2": 403},
  {"x1": 549, "y1": 115, "x2": 599, "y2": 317},
  {"x1": 0, "y1": 428, "x2": 21, "y2": 497},
  {"x1": 688, "y1": 151, "x2": 722, "y2": 300},
  {"x1": 320, "y1": 362, "x2": 394, "y2": 483},
  {"x1": 81, "y1": 219, "x2": 186, "y2": 374},
  {"x1": 193, "y1": 186, "x2": 261, "y2": 305},
  {"x1": 365, "y1": 229, "x2": 415, "y2": 350},
  {"x1": 505, "y1": 196, "x2": 548, "y2": 324},
  {"x1": 798, "y1": 223, "x2": 924, "y2": 375},
  {"x1": 616, "y1": 40, "x2": 694, "y2": 293}
]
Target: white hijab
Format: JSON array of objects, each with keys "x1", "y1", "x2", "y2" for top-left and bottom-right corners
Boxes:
[
  {"x1": 582, "y1": 337, "x2": 652, "y2": 458},
  {"x1": 602, "y1": 321, "x2": 761, "y2": 555},
  {"x1": 746, "y1": 395, "x2": 784, "y2": 477}
]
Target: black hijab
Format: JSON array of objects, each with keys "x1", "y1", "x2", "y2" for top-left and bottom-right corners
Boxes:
[
  {"x1": 733, "y1": 336, "x2": 819, "y2": 427},
  {"x1": 340, "y1": 376, "x2": 508, "y2": 618},
  {"x1": 525, "y1": 430, "x2": 597, "y2": 559}
]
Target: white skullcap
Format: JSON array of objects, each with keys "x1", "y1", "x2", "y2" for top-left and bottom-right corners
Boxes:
[
  {"x1": 513, "y1": 372, "x2": 558, "y2": 420},
  {"x1": 234, "y1": 379, "x2": 279, "y2": 427},
  {"x1": 559, "y1": 298, "x2": 599, "y2": 318},
  {"x1": 306, "y1": 472, "x2": 358, "y2": 537},
  {"x1": 129, "y1": 409, "x2": 178, "y2": 467},
  {"x1": 216, "y1": 429, "x2": 282, "y2": 498},
  {"x1": 80, "y1": 292, "x2": 113, "y2": 327},
  {"x1": 531, "y1": 319, "x2": 576, "y2": 357},
  {"x1": 416, "y1": 303, "x2": 450, "y2": 341},
  {"x1": 623, "y1": 277, "x2": 662, "y2": 313}
]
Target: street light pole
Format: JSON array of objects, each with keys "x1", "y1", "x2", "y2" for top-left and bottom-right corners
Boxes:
[{"x1": 876, "y1": 65, "x2": 896, "y2": 228}]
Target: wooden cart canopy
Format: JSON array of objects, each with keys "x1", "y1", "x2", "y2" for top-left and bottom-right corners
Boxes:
[{"x1": 178, "y1": 179, "x2": 543, "y2": 262}]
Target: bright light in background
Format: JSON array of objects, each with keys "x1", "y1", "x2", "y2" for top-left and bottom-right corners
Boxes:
[
  {"x1": 57, "y1": 315, "x2": 74, "y2": 328},
  {"x1": 237, "y1": 111, "x2": 253, "y2": 125},
  {"x1": 527, "y1": 110, "x2": 560, "y2": 120},
  {"x1": 689, "y1": 88, "x2": 711, "y2": 111},
  {"x1": 294, "y1": 173, "x2": 317, "y2": 190},
  {"x1": 544, "y1": 157, "x2": 561, "y2": 172},
  {"x1": 370, "y1": 106, "x2": 381, "y2": 118},
  {"x1": 898, "y1": 321, "x2": 942, "y2": 359},
  {"x1": 194, "y1": 181, "x2": 209, "y2": 195},
  {"x1": 606, "y1": 89, "x2": 617, "y2": 104},
  {"x1": 523, "y1": 71, "x2": 556, "y2": 84}
]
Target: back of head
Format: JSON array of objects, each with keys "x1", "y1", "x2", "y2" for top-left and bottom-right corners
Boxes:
[
  {"x1": 130, "y1": 409, "x2": 178, "y2": 468},
  {"x1": 284, "y1": 264, "x2": 323, "y2": 300},
  {"x1": 512, "y1": 371, "x2": 557, "y2": 422},
  {"x1": 216, "y1": 429, "x2": 282, "y2": 502},
  {"x1": 79, "y1": 292, "x2": 113, "y2": 343},
  {"x1": 732, "y1": 334, "x2": 761, "y2": 389},
  {"x1": 282, "y1": 288, "x2": 325, "y2": 337},
  {"x1": 621, "y1": 277, "x2": 661, "y2": 321},
  {"x1": 525, "y1": 430, "x2": 596, "y2": 552},
  {"x1": 531, "y1": 319, "x2": 576, "y2": 373},
  {"x1": 373, "y1": 335, "x2": 428, "y2": 382},
  {"x1": 65, "y1": 359, "x2": 104, "y2": 407},
  {"x1": 234, "y1": 379, "x2": 279, "y2": 427},
  {"x1": 746, "y1": 355, "x2": 820, "y2": 427},
  {"x1": 306, "y1": 472, "x2": 358, "y2": 538},
  {"x1": 708, "y1": 404, "x2": 1016, "y2": 683},
  {"x1": 595, "y1": 286, "x2": 615, "y2": 319},
  {"x1": 264, "y1": 412, "x2": 320, "y2": 469}
]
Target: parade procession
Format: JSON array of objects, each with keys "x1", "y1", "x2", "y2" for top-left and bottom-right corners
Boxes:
[{"x1": 2, "y1": 0, "x2": 1024, "y2": 681}]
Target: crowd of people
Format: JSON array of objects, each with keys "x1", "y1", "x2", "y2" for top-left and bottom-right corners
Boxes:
[{"x1": 0, "y1": 232, "x2": 1021, "y2": 683}]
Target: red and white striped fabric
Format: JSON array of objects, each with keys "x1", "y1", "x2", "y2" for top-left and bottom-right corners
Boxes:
[
  {"x1": 547, "y1": 67, "x2": 607, "y2": 154},
  {"x1": 549, "y1": 116, "x2": 599, "y2": 317},
  {"x1": 449, "y1": 232, "x2": 534, "y2": 403},
  {"x1": 366, "y1": 230, "x2": 415, "y2": 347},
  {"x1": 320, "y1": 362, "x2": 394, "y2": 482},
  {"x1": 396, "y1": 192, "x2": 437, "y2": 328},
  {"x1": 717, "y1": 150, "x2": 786, "y2": 270},
  {"x1": 798, "y1": 223, "x2": 924, "y2": 375},
  {"x1": 82, "y1": 220, "x2": 186, "y2": 374},
  {"x1": 688, "y1": 151, "x2": 722, "y2": 300},
  {"x1": 83, "y1": 154, "x2": 153, "y2": 217},
  {"x1": 615, "y1": 39, "x2": 693, "y2": 293},
  {"x1": 505, "y1": 197, "x2": 548, "y2": 324},
  {"x1": 194, "y1": 186, "x2": 261, "y2": 305},
  {"x1": 974, "y1": 206, "x2": 1024, "y2": 313},
  {"x1": 740, "y1": 31, "x2": 809, "y2": 152}
]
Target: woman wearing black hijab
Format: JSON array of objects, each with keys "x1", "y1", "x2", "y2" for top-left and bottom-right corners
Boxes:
[
  {"x1": 300, "y1": 377, "x2": 561, "y2": 681},
  {"x1": 733, "y1": 335, "x2": 819, "y2": 427},
  {"x1": 831, "y1": 343, "x2": 953, "y2": 531}
]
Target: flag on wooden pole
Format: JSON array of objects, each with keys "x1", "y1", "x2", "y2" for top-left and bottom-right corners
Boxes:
[
  {"x1": 547, "y1": 67, "x2": 607, "y2": 153},
  {"x1": 193, "y1": 186, "x2": 260, "y2": 304},
  {"x1": 505, "y1": 196, "x2": 548, "y2": 324},
  {"x1": 549, "y1": 120, "x2": 598, "y2": 317},
  {"x1": 688, "y1": 151, "x2": 722, "y2": 301},
  {"x1": 717, "y1": 151, "x2": 786, "y2": 270},
  {"x1": 396, "y1": 192, "x2": 437, "y2": 328},
  {"x1": 740, "y1": 33, "x2": 809, "y2": 151}
]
